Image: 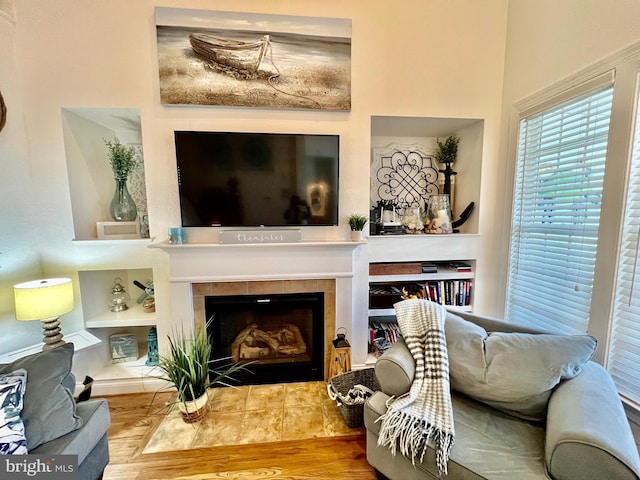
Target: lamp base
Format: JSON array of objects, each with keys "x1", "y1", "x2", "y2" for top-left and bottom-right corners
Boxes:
[{"x1": 41, "y1": 317, "x2": 66, "y2": 351}]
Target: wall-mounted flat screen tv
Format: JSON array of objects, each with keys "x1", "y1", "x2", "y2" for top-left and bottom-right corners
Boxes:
[{"x1": 174, "y1": 131, "x2": 339, "y2": 227}]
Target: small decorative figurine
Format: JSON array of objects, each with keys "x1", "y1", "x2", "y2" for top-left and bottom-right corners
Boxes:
[
  {"x1": 146, "y1": 326, "x2": 159, "y2": 366},
  {"x1": 134, "y1": 280, "x2": 155, "y2": 312},
  {"x1": 108, "y1": 277, "x2": 130, "y2": 312}
]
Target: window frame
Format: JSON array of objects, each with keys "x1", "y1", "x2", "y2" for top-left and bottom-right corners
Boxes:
[{"x1": 500, "y1": 43, "x2": 640, "y2": 382}]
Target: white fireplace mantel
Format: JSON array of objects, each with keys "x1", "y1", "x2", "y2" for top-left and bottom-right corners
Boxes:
[
  {"x1": 150, "y1": 240, "x2": 365, "y2": 282},
  {"x1": 150, "y1": 240, "x2": 367, "y2": 367}
]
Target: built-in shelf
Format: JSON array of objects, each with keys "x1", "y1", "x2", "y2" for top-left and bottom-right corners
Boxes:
[
  {"x1": 370, "y1": 115, "x2": 484, "y2": 236},
  {"x1": 369, "y1": 268, "x2": 475, "y2": 284},
  {"x1": 94, "y1": 353, "x2": 156, "y2": 379},
  {"x1": 92, "y1": 353, "x2": 167, "y2": 395},
  {"x1": 78, "y1": 268, "x2": 154, "y2": 323},
  {"x1": 76, "y1": 267, "x2": 156, "y2": 393},
  {"x1": 72, "y1": 238, "x2": 152, "y2": 246},
  {"x1": 0, "y1": 330, "x2": 101, "y2": 363},
  {"x1": 85, "y1": 303, "x2": 156, "y2": 328},
  {"x1": 61, "y1": 107, "x2": 148, "y2": 241},
  {"x1": 149, "y1": 240, "x2": 366, "y2": 250},
  {"x1": 369, "y1": 304, "x2": 473, "y2": 317},
  {"x1": 368, "y1": 258, "x2": 476, "y2": 359}
]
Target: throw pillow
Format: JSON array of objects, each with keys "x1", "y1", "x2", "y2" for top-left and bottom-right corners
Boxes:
[
  {"x1": 0, "y1": 343, "x2": 83, "y2": 450},
  {"x1": 445, "y1": 313, "x2": 597, "y2": 421},
  {"x1": 0, "y1": 369, "x2": 28, "y2": 454}
]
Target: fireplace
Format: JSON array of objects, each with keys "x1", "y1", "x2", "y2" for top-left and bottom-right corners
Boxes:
[{"x1": 205, "y1": 292, "x2": 325, "y2": 386}]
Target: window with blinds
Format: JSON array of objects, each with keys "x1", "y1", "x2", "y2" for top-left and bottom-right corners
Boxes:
[
  {"x1": 506, "y1": 83, "x2": 614, "y2": 334},
  {"x1": 609, "y1": 74, "x2": 640, "y2": 405}
]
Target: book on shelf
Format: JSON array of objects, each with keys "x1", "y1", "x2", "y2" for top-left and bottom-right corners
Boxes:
[
  {"x1": 368, "y1": 317, "x2": 401, "y2": 356},
  {"x1": 424, "y1": 279, "x2": 472, "y2": 307},
  {"x1": 421, "y1": 262, "x2": 438, "y2": 273},
  {"x1": 448, "y1": 261, "x2": 472, "y2": 272}
]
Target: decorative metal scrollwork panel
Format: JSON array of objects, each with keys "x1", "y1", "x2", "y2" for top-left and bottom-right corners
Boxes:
[{"x1": 371, "y1": 144, "x2": 439, "y2": 208}]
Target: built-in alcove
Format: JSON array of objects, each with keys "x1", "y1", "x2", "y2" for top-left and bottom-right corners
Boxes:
[
  {"x1": 61, "y1": 107, "x2": 148, "y2": 241},
  {"x1": 370, "y1": 115, "x2": 484, "y2": 235}
]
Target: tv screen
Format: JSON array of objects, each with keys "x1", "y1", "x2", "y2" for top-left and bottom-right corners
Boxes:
[{"x1": 174, "y1": 131, "x2": 339, "y2": 227}]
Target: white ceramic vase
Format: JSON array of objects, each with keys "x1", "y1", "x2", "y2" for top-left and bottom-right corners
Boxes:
[
  {"x1": 177, "y1": 390, "x2": 209, "y2": 423},
  {"x1": 350, "y1": 230, "x2": 364, "y2": 242}
]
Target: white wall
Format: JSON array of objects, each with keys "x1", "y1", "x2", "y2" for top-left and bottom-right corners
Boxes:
[
  {"x1": 0, "y1": 7, "x2": 44, "y2": 345},
  {"x1": 2, "y1": 0, "x2": 509, "y2": 365}
]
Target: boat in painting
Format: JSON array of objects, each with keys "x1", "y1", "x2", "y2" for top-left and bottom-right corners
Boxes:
[{"x1": 189, "y1": 33, "x2": 270, "y2": 73}]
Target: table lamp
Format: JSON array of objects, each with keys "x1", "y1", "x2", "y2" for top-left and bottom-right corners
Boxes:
[{"x1": 13, "y1": 278, "x2": 74, "y2": 351}]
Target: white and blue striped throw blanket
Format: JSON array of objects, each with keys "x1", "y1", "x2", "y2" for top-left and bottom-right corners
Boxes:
[{"x1": 376, "y1": 299, "x2": 455, "y2": 476}]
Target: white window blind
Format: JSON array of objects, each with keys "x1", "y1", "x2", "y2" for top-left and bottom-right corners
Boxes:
[
  {"x1": 506, "y1": 84, "x2": 614, "y2": 334},
  {"x1": 609, "y1": 75, "x2": 640, "y2": 405}
]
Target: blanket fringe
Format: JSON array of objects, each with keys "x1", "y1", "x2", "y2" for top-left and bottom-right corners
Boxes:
[
  {"x1": 375, "y1": 300, "x2": 455, "y2": 477},
  {"x1": 377, "y1": 409, "x2": 454, "y2": 476}
]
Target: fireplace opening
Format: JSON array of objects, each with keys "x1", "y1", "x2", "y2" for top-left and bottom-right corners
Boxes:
[{"x1": 205, "y1": 292, "x2": 325, "y2": 386}]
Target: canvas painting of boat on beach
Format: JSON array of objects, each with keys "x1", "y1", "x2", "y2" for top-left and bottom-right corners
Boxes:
[{"x1": 155, "y1": 7, "x2": 351, "y2": 111}]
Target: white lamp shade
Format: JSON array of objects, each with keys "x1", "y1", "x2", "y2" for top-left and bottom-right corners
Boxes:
[{"x1": 13, "y1": 278, "x2": 74, "y2": 321}]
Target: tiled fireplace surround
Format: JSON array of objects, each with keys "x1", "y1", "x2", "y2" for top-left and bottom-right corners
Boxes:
[
  {"x1": 160, "y1": 241, "x2": 362, "y2": 382},
  {"x1": 192, "y1": 279, "x2": 336, "y2": 379}
]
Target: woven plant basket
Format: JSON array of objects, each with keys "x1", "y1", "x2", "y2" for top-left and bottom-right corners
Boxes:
[
  {"x1": 327, "y1": 368, "x2": 379, "y2": 428},
  {"x1": 177, "y1": 391, "x2": 209, "y2": 423}
]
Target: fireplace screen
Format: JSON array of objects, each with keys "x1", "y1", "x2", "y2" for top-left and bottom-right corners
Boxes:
[{"x1": 205, "y1": 292, "x2": 324, "y2": 385}]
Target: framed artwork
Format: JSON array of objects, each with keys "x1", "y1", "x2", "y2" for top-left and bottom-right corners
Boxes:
[
  {"x1": 110, "y1": 334, "x2": 139, "y2": 364},
  {"x1": 155, "y1": 7, "x2": 351, "y2": 111}
]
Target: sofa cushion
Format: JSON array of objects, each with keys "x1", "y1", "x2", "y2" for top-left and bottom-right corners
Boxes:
[
  {"x1": 31, "y1": 398, "x2": 111, "y2": 467},
  {"x1": 365, "y1": 390, "x2": 548, "y2": 479},
  {"x1": 445, "y1": 313, "x2": 597, "y2": 421},
  {"x1": 0, "y1": 343, "x2": 83, "y2": 450},
  {"x1": 0, "y1": 369, "x2": 28, "y2": 454}
]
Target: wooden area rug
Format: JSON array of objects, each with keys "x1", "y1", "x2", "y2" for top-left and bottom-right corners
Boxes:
[{"x1": 143, "y1": 381, "x2": 362, "y2": 454}]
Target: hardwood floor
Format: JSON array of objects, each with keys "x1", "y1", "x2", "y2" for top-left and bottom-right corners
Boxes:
[{"x1": 102, "y1": 392, "x2": 379, "y2": 479}]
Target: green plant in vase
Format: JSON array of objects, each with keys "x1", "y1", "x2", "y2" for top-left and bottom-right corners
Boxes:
[
  {"x1": 347, "y1": 213, "x2": 368, "y2": 241},
  {"x1": 104, "y1": 137, "x2": 138, "y2": 222},
  {"x1": 347, "y1": 213, "x2": 368, "y2": 231},
  {"x1": 434, "y1": 134, "x2": 459, "y2": 165},
  {"x1": 434, "y1": 134, "x2": 459, "y2": 198}
]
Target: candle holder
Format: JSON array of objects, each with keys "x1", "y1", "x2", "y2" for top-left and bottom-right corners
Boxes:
[
  {"x1": 425, "y1": 195, "x2": 453, "y2": 234},
  {"x1": 108, "y1": 277, "x2": 130, "y2": 312}
]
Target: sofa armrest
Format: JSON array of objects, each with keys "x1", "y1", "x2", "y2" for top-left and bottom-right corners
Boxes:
[
  {"x1": 545, "y1": 362, "x2": 640, "y2": 480},
  {"x1": 374, "y1": 338, "x2": 415, "y2": 397}
]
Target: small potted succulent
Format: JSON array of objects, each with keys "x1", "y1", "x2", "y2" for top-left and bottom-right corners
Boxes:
[{"x1": 347, "y1": 213, "x2": 368, "y2": 241}]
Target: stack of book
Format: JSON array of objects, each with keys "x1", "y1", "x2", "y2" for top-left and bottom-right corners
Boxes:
[
  {"x1": 368, "y1": 318, "x2": 401, "y2": 356},
  {"x1": 422, "y1": 263, "x2": 438, "y2": 273},
  {"x1": 448, "y1": 261, "x2": 472, "y2": 272}
]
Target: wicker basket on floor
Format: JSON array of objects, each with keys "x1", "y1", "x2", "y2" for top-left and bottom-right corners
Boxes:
[{"x1": 327, "y1": 368, "x2": 379, "y2": 428}]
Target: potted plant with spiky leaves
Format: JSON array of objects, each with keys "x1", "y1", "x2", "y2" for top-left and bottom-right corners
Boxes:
[
  {"x1": 347, "y1": 213, "x2": 368, "y2": 241},
  {"x1": 157, "y1": 322, "x2": 251, "y2": 423}
]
